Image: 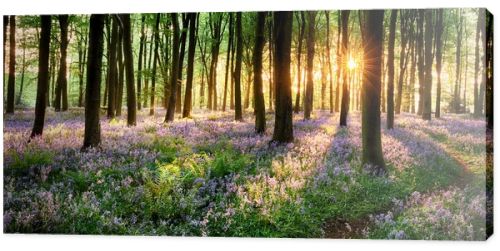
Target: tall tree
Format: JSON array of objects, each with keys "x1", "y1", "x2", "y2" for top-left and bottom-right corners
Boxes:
[
  {"x1": 207, "y1": 13, "x2": 224, "y2": 110},
  {"x1": 83, "y1": 14, "x2": 105, "y2": 149},
  {"x1": 234, "y1": 12, "x2": 243, "y2": 121},
  {"x1": 253, "y1": 12, "x2": 267, "y2": 133},
  {"x1": 183, "y1": 13, "x2": 198, "y2": 118},
  {"x1": 294, "y1": 12, "x2": 305, "y2": 114},
  {"x1": 474, "y1": 9, "x2": 485, "y2": 117},
  {"x1": 339, "y1": 10, "x2": 350, "y2": 127},
  {"x1": 3, "y1": 16, "x2": 8, "y2": 99},
  {"x1": 149, "y1": 14, "x2": 160, "y2": 116},
  {"x1": 165, "y1": 13, "x2": 180, "y2": 122},
  {"x1": 386, "y1": 10, "x2": 397, "y2": 129},
  {"x1": 6, "y1": 15, "x2": 16, "y2": 114},
  {"x1": 176, "y1": 14, "x2": 189, "y2": 113},
  {"x1": 395, "y1": 11, "x2": 412, "y2": 114},
  {"x1": 326, "y1": 11, "x2": 334, "y2": 114},
  {"x1": 137, "y1": 15, "x2": 146, "y2": 110},
  {"x1": 335, "y1": 12, "x2": 341, "y2": 113},
  {"x1": 360, "y1": 10, "x2": 386, "y2": 175},
  {"x1": 121, "y1": 14, "x2": 137, "y2": 126},
  {"x1": 107, "y1": 17, "x2": 119, "y2": 119},
  {"x1": 416, "y1": 10, "x2": 425, "y2": 115},
  {"x1": 272, "y1": 11, "x2": 294, "y2": 143},
  {"x1": 453, "y1": 10, "x2": 463, "y2": 113},
  {"x1": 76, "y1": 17, "x2": 88, "y2": 107},
  {"x1": 485, "y1": 11, "x2": 493, "y2": 130},
  {"x1": 30, "y1": 15, "x2": 51, "y2": 138},
  {"x1": 434, "y1": 10, "x2": 444, "y2": 118},
  {"x1": 422, "y1": 10, "x2": 434, "y2": 120},
  {"x1": 54, "y1": 15, "x2": 69, "y2": 112},
  {"x1": 116, "y1": 27, "x2": 124, "y2": 117},
  {"x1": 222, "y1": 13, "x2": 234, "y2": 112},
  {"x1": 304, "y1": 11, "x2": 316, "y2": 120}
]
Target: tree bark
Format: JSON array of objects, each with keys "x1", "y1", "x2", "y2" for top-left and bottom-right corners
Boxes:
[
  {"x1": 55, "y1": 15, "x2": 69, "y2": 112},
  {"x1": 435, "y1": 10, "x2": 444, "y2": 118},
  {"x1": 120, "y1": 14, "x2": 137, "y2": 126},
  {"x1": 137, "y1": 15, "x2": 146, "y2": 110},
  {"x1": 253, "y1": 12, "x2": 267, "y2": 133},
  {"x1": 107, "y1": 17, "x2": 118, "y2": 119},
  {"x1": 176, "y1": 14, "x2": 189, "y2": 113},
  {"x1": 485, "y1": 11, "x2": 493, "y2": 130},
  {"x1": 165, "y1": 13, "x2": 180, "y2": 122},
  {"x1": 272, "y1": 11, "x2": 294, "y2": 143},
  {"x1": 416, "y1": 10, "x2": 425, "y2": 115},
  {"x1": 3, "y1": 16, "x2": 8, "y2": 102},
  {"x1": 6, "y1": 15, "x2": 16, "y2": 114},
  {"x1": 183, "y1": 13, "x2": 198, "y2": 118},
  {"x1": 294, "y1": 12, "x2": 305, "y2": 114},
  {"x1": 304, "y1": 11, "x2": 316, "y2": 120},
  {"x1": 150, "y1": 14, "x2": 160, "y2": 116},
  {"x1": 453, "y1": 10, "x2": 463, "y2": 113},
  {"x1": 360, "y1": 10, "x2": 386, "y2": 175},
  {"x1": 30, "y1": 15, "x2": 51, "y2": 138},
  {"x1": 82, "y1": 14, "x2": 105, "y2": 149},
  {"x1": 386, "y1": 10, "x2": 397, "y2": 129},
  {"x1": 474, "y1": 9, "x2": 485, "y2": 117},
  {"x1": 116, "y1": 27, "x2": 124, "y2": 117},
  {"x1": 234, "y1": 12, "x2": 243, "y2": 121},
  {"x1": 222, "y1": 13, "x2": 233, "y2": 112},
  {"x1": 339, "y1": 10, "x2": 350, "y2": 127},
  {"x1": 422, "y1": 10, "x2": 434, "y2": 120}
]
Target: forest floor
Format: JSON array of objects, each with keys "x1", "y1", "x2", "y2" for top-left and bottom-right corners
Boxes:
[{"x1": 2, "y1": 108, "x2": 490, "y2": 239}]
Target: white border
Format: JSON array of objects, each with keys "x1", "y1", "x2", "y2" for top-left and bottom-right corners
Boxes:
[{"x1": 1, "y1": 0, "x2": 499, "y2": 251}]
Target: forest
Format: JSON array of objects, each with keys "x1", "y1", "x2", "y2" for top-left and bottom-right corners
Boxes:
[{"x1": 2, "y1": 9, "x2": 493, "y2": 239}]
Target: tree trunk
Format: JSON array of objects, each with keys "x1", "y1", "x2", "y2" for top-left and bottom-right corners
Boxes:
[
  {"x1": 253, "y1": 12, "x2": 267, "y2": 133},
  {"x1": 120, "y1": 14, "x2": 137, "y2": 126},
  {"x1": 386, "y1": 10, "x2": 397, "y2": 129},
  {"x1": 453, "y1": 10, "x2": 463, "y2": 113},
  {"x1": 150, "y1": 14, "x2": 160, "y2": 116},
  {"x1": 56, "y1": 15, "x2": 69, "y2": 111},
  {"x1": 145, "y1": 31, "x2": 154, "y2": 108},
  {"x1": 395, "y1": 11, "x2": 410, "y2": 114},
  {"x1": 82, "y1": 14, "x2": 105, "y2": 149},
  {"x1": 435, "y1": 10, "x2": 444, "y2": 118},
  {"x1": 16, "y1": 34, "x2": 26, "y2": 105},
  {"x1": 294, "y1": 12, "x2": 305, "y2": 114},
  {"x1": 6, "y1": 15, "x2": 16, "y2": 114},
  {"x1": 183, "y1": 13, "x2": 198, "y2": 118},
  {"x1": 304, "y1": 11, "x2": 316, "y2": 120},
  {"x1": 222, "y1": 13, "x2": 234, "y2": 112},
  {"x1": 272, "y1": 11, "x2": 294, "y2": 143},
  {"x1": 474, "y1": 9, "x2": 485, "y2": 117},
  {"x1": 234, "y1": 12, "x2": 243, "y2": 121},
  {"x1": 422, "y1": 10, "x2": 434, "y2": 120},
  {"x1": 360, "y1": 10, "x2": 386, "y2": 175},
  {"x1": 176, "y1": 14, "x2": 189, "y2": 113},
  {"x1": 137, "y1": 15, "x2": 145, "y2": 110},
  {"x1": 485, "y1": 11, "x2": 493, "y2": 130},
  {"x1": 116, "y1": 27, "x2": 124, "y2": 117},
  {"x1": 107, "y1": 17, "x2": 118, "y2": 119},
  {"x1": 339, "y1": 10, "x2": 350, "y2": 127},
  {"x1": 30, "y1": 15, "x2": 51, "y2": 138},
  {"x1": 165, "y1": 13, "x2": 180, "y2": 122},
  {"x1": 326, "y1": 11, "x2": 334, "y2": 114},
  {"x1": 417, "y1": 10, "x2": 425, "y2": 115},
  {"x1": 335, "y1": 12, "x2": 341, "y2": 113},
  {"x1": 3, "y1": 16, "x2": 8, "y2": 102}
]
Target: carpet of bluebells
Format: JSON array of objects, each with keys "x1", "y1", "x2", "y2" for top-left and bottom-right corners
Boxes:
[{"x1": 3, "y1": 108, "x2": 489, "y2": 239}]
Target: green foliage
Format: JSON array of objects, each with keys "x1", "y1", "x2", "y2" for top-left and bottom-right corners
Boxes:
[{"x1": 7, "y1": 149, "x2": 53, "y2": 175}]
